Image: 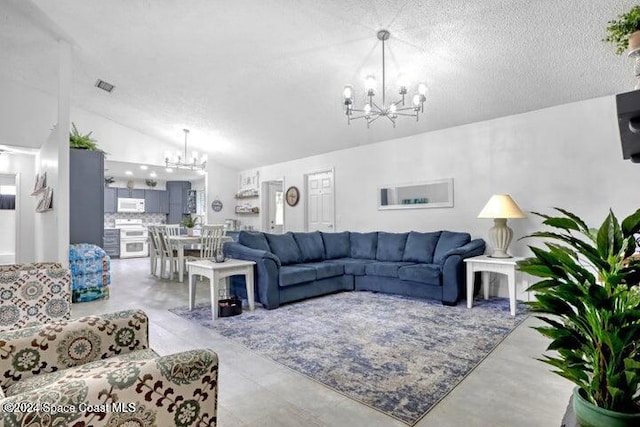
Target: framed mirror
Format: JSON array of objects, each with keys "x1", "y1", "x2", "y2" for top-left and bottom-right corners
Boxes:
[{"x1": 378, "y1": 178, "x2": 454, "y2": 210}]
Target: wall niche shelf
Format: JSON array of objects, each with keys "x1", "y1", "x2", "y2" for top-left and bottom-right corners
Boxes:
[{"x1": 378, "y1": 178, "x2": 454, "y2": 210}]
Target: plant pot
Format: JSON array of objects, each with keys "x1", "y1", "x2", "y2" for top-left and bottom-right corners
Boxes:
[
  {"x1": 573, "y1": 387, "x2": 640, "y2": 427},
  {"x1": 186, "y1": 228, "x2": 194, "y2": 237},
  {"x1": 629, "y1": 31, "x2": 640, "y2": 56}
]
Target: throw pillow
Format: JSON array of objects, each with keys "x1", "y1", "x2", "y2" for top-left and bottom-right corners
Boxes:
[
  {"x1": 265, "y1": 233, "x2": 302, "y2": 265},
  {"x1": 376, "y1": 232, "x2": 408, "y2": 261},
  {"x1": 321, "y1": 232, "x2": 350, "y2": 259},
  {"x1": 433, "y1": 231, "x2": 471, "y2": 264},
  {"x1": 350, "y1": 232, "x2": 378, "y2": 259},
  {"x1": 292, "y1": 232, "x2": 325, "y2": 262},
  {"x1": 403, "y1": 231, "x2": 442, "y2": 264},
  {"x1": 238, "y1": 231, "x2": 271, "y2": 252}
]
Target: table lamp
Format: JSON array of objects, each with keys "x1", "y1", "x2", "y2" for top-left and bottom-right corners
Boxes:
[{"x1": 477, "y1": 194, "x2": 526, "y2": 258}]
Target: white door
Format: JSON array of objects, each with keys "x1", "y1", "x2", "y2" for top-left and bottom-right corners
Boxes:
[
  {"x1": 265, "y1": 181, "x2": 284, "y2": 234},
  {"x1": 306, "y1": 170, "x2": 334, "y2": 232}
]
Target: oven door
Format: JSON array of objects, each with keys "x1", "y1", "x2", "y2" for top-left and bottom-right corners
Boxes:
[{"x1": 120, "y1": 240, "x2": 149, "y2": 258}]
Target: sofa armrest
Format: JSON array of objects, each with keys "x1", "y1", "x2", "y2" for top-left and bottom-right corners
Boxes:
[
  {"x1": 0, "y1": 349, "x2": 218, "y2": 427},
  {"x1": 440, "y1": 239, "x2": 485, "y2": 305},
  {"x1": 223, "y1": 242, "x2": 281, "y2": 267},
  {"x1": 440, "y1": 239, "x2": 486, "y2": 260},
  {"x1": 0, "y1": 309, "x2": 149, "y2": 391},
  {"x1": 223, "y1": 242, "x2": 282, "y2": 309}
]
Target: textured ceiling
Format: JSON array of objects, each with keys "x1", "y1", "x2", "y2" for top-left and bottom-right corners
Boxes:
[{"x1": 0, "y1": 0, "x2": 637, "y2": 169}]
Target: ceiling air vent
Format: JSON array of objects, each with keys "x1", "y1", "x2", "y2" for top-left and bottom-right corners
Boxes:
[{"x1": 95, "y1": 79, "x2": 115, "y2": 93}]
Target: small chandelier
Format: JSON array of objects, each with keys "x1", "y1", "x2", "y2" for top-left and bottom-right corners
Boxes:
[
  {"x1": 164, "y1": 129, "x2": 207, "y2": 172},
  {"x1": 343, "y1": 30, "x2": 427, "y2": 128}
]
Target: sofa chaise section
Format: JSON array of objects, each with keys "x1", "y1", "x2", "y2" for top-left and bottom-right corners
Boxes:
[{"x1": 224, "y1": 230, "x2": 485, "y2": 309}]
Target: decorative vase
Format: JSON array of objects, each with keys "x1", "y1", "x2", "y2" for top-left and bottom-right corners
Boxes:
[
  {"x1": 214, "y1": 251, "x2": 226, "y2": 263},
  {"x1": 187, "y1": 227, "x2": 194, "y2": 237},
  {"x1": 628, "y1": 31, "x2": 640, "y2": 89},
  {"x1": 573, "y1": 387, "x2": 640, "y2": 427}
]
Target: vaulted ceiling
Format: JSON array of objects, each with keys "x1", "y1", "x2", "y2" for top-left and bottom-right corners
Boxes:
[{"x1": 0, "y1": 0, "x2": 636, "y2": 170}]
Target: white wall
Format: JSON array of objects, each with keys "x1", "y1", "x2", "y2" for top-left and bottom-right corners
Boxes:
[
  {"x1": 206, "y1": 160, "x2": 239, "y2": 225},
  {"x1": 0, "y1": 154, "x2": 37, "y2": 263},
  {"x1": 247, "y1": 95, "x2": 638, "y2": 257}
]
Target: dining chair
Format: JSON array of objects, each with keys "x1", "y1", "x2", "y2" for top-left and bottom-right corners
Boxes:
[
  {"x1": 148, "y1": 226, "x2": 163, "y2": 277},
  {"x1": 201, "y1": 224, "x2": 227, "y2": 258},
  {"x1": 165, "y1": 224, "x2": 181, "y2": 237},
  {"x1": 157, "y1": 226, "x2": 179, "y2": 279}
]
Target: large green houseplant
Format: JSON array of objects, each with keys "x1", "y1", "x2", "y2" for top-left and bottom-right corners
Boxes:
[
  {"x1": 604, "y1": 5, "x2": 640, "y2": 55},
  {"x1": 518, "y1": 208, "x2": 640, "y2": 426}
]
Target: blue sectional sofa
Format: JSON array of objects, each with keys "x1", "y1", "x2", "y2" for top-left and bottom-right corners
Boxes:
[{"x1": 223, "y1": 230, "x2": 485, "y2": 310}]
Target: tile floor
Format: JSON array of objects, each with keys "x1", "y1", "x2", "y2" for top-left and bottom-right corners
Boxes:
[{"x1": 72, "y1": 258, "x2": 573, "y2": 426}]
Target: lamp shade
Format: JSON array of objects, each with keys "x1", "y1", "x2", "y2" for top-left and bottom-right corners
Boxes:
[{"x1": 477, "y1": 194, "x2": 525, "y2": 219}]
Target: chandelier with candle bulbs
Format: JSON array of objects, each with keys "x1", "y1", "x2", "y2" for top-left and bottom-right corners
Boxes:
[
  {"x1": 343, "y1": 30, "x2": 427, "y2": 128},
  {"x1": 164, "y1": 129, "x2": 207, "y2": 172}
]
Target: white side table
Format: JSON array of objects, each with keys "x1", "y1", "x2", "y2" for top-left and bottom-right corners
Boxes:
[
  {"x1": 187, "y1": 259, "x2": 256, "y2": 320},
  {"x1": 464, "y1": 255, "x2": 527, "y2": 316}
]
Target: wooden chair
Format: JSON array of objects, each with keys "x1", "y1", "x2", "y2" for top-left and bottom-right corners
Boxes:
[
  {"x1": 148, "y1": 226, "x2": 163, "y2": 277},
  {"x1": 185, "y1": 224, "x2": 227, "y2": 261},
  {"x1": 157, "y1": 226, "x2": 179, "y2": 279},
  {"x1": 165, "y1": 224, "x2": 181, "y2": 237}
]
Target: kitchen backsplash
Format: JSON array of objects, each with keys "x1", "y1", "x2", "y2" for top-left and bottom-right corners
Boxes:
[{"x1": 104, "y1": 213, "x2": 167, "y2": 228}]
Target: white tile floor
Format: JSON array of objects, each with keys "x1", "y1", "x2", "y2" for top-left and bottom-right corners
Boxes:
[{"x1": 72, "y1": 258, "x2": 573, "y2": 426}]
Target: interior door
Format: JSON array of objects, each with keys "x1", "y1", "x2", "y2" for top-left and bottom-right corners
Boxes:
[
  {"x1": 266, "y1": 181, "x2": 284, "y2": 234},
  {"x1": 306, "y1": 170, "x2": 334, "y2": 232}
]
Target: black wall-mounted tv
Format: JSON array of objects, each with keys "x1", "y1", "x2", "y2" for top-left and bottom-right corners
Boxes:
[{"x1": 616, "y1": 89, "x2": 640, "y2": 163}]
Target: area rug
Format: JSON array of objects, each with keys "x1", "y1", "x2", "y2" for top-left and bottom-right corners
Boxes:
[{"x1": 170, "y1": 292, "x2": 528, "y2": 425}]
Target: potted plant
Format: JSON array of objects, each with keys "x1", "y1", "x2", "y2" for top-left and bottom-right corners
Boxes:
[
  {"x1": 518, "y1": 208, "x2": 640, "y2": 427},
  {"x1": 104, "y1": 176, "x2": 115, "y2": 187},
  {"x1": 604, "y1": 6, "x2": 640, "y2": 55},
  {"x1": 69, "y1": 123, "x2": 104, "y2": 152},
  {"x1": 180, "y1": 215, "x2": 200, "y2": 236}
]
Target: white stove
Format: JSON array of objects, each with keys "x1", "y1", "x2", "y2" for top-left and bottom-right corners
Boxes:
[{"x1": 115, "y1": 219, "x2": 149, "y2": 258}]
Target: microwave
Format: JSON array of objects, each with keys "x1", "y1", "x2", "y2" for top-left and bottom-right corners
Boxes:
[{"x1": 117, "y1": 198, "x2": 145, "y2": 213}]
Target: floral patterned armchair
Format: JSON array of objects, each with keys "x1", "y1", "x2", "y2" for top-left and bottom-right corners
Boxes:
[
  {"x1": 0, "y1": 309, "x2": 218, "y2": 426},
  {"x1": 0, "y1": 262, "x2": 71, "y2": 331}
]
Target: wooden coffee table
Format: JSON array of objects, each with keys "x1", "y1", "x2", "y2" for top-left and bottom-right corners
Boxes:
[{"x1": 187, "y1": 259, "x2": 256, "y2": 320}]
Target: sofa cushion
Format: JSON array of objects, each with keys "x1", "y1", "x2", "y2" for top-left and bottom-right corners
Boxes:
[
  {"x1": 297, "y1": 262, "x2": 344, "y2": 280},
  {"x1": 376, "y1": 232, "x2": 408, "y2": 261},
  {"x1": 433, "y1": 231, "x2": 471, "y2": 264},
  {"x1": 279, "y1": 265, "x2": 317, "y2": 287},
  {"x1": 365, "y1": 261, "x2": 415, "y2": 278},
  {"x1": 321, "y1": 232, "x2": 351, "y2": 259},
  {"x1": 265, "y1": 232, "x2": 302, "y2": 265},
  {"x1": 324, "y1": 258, "x2": 376, "y2": 276},
  {"x1": 292, "y1": 232, "x2": 325, "y2": 262},
  {"x1": 398, "y1": 264, "x2": 442, "y2": 285},
  {"x1": 402, "y1": 231, "x2": 442, "y2": 264},
  {"x1": 238, "y1": 231, "x2": 271, "y2": 252},
  {"x1": 350, "y1": 232, "x2": 378, "y2": 259}
]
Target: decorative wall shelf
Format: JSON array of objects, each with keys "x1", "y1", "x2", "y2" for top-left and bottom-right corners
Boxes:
[{"x1": 234, "y1": 194, "x2": 259, "y2": 199}]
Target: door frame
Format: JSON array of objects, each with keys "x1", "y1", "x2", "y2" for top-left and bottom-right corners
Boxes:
[
  {"x1": 261, "y1": 178, "x2": 285, "y2": 233},
  {"x1": 303, "y1": 167, "x2": 335, "y2": 232},
  {"x1": 0, "y1": 173, "x2": 19, "y2": 264}
]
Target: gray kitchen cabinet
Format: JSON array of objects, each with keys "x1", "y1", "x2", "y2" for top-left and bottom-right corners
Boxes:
[
  {"x1": 144, "y1": 190, "x2": 160, "y2": 213},
  {"x1": 117, "y1": 188, "x2": 145, "y2": 199},
  {"x1": 70, "y1": 149, "x2": 104, "y2": 247},
  {"x1": 104, "y1": 187, "x2": 117, "y2": 213},
  {"x1": 166, "y1": 181, "x2": 191, "y2": 224},
  {"x1": 103, "y1": 229, "x2": 120, "y2": 258},
  {"x1": 159, "y1": 190, "x2": 169, "y2": 213}
]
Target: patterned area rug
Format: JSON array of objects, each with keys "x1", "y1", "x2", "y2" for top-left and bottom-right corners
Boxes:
[{"x1": 170, "y1": 292, "x2": 528, "y2": 425}]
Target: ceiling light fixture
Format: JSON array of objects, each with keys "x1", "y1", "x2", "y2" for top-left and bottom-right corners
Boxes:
[
  {"x1": 149, "y1": 171, "x2": 157, "y2": 178},
  {"x1": 164, "y1": 129, "x2": 207, "y2": 171},
  {"x1": 343, "y1": 30, "x2": 427, "y2": 128},
  {"x1": 140, "y1": 165, "x2": 148, "y2": 170}
]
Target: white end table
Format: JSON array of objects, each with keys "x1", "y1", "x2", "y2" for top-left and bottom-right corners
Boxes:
[
  {"x1": 187, "y1": 259, "x2": 256, "y2": 320},
  {"x1": 464, "y1": 255, "x2": 527, "y2": 316}
]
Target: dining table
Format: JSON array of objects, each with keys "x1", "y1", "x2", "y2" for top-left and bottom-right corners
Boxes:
[{"x1": 168, "y1": 235, "x2": 232, "y2": 282}]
